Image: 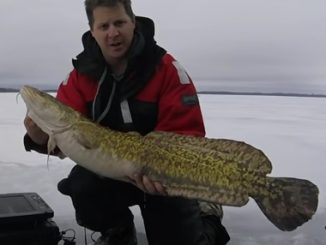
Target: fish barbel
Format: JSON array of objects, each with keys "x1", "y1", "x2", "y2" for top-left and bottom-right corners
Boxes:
[{"x1": 20, "y1": 85, "x2": 319, "y2": 231}]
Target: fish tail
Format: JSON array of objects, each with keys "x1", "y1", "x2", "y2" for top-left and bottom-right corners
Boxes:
[{"x1": 253, "y1": 177, "x2": 319, "y2": 231}]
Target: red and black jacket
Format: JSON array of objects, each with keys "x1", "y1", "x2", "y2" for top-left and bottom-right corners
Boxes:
[{"x1": 24, "y1": 16, "x2": 205, "y2": 153}]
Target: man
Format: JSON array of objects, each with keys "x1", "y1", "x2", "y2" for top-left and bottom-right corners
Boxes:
[{"x1": 24, "y1": 0, "x2": 230, "y2": 244}]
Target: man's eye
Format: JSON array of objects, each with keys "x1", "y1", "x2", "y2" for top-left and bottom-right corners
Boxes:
[
  {"x1": 115, "y1": 21, "x2": 124, "y2": 27},
  {"x1": 100, "y1": 24, "x2": 109, "y2": 30}
]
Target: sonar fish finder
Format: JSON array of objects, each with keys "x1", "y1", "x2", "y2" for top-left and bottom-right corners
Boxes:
[
  {"x1": 0, "y1": 192, "x2": 61, "y2": 245},
  {"x1": 0, "y1": 192, "x2": 54, "y2": 225}
]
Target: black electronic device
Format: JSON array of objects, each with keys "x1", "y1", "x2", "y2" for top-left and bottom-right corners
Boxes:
[
  {"x1": 0, "y1": 192, "x2": 61, "y2": 245},
  {"x1": 0, "y1": 192, "x2": 54, "y2": 226}
]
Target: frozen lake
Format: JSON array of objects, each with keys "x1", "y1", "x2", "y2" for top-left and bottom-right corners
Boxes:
[{"x1": 0, "y1": 92, "x2": 325, "y2": 244}]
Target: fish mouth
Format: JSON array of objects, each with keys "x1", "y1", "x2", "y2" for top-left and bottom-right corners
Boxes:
[
  {"x1": 20, "y1": 85, "x2": 42, "y2": 107},
  {"x1": 20, "y1": 85, "x2": 72, "y2": 134},
  {"x1": 20, "y1": 86, "x2": 49, "y2": 119},
  {"x1": 20, "y1": 86, "x2": 40, "y2": 113},
  {"x1": 19, "y1": 85, "x2": 32, "y2": 101}
]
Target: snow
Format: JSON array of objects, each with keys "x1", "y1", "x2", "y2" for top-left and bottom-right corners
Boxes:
[{"x1": 0, "y1": 92, "x2": 325, "y2": 244}]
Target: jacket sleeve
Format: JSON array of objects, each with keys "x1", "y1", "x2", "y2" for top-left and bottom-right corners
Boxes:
[
  {"x1": 154, "y1": 54, "x2": 206, "y2": 137},
  {"x1": 23, "y1": 134, "x2": 61, "y2": 155}
]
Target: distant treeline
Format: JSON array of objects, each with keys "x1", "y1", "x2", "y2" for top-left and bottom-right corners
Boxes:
[
  {"x1": 0, "y1": 88, "x2": 20, "y2": 92},
  {"x1": 1, "y1": 87, "x2": 325, "y2": 98},
  {"x1": 197, "y1": 91, "x2": 326, "y2": 98},
  {"x1": 0, "y1": 88, "x2": 57, "y2": 93}
]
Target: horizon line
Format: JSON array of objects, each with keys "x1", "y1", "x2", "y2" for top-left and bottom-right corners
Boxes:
[
  {"x1": 197, "y1": 91, "x2": 326, "y2": 98},
  {"x1": 1, "y1": 87, "x2": 325, "y2": 98}
]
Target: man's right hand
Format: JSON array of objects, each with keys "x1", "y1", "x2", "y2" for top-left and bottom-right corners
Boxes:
[
  {"x1": 128, "y1": 173, "x2": 167, "y2": 196},
  {"x1": 24, "y1": 116, "x2": 49, "y2": 145}
]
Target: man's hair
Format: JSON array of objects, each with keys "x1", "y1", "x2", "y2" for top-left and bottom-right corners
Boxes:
[{"x1": 84, "y1": 0, "x2": 135, "y2": 27}]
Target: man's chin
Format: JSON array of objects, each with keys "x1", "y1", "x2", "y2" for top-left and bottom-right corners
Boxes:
[{"x1": 105, "y1": 53, "x2": 127, "y2": 64}]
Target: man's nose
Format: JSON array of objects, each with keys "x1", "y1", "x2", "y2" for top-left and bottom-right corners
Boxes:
[{"x1": 107, "y1": 25, "x2": 119, "y2": 37}]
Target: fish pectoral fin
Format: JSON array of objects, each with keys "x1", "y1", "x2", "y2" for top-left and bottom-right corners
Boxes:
[
  {"x1": 47, "y1": 135, "x2": 57, "y2": 154},
  {"x1": 74, "y1": 132, "x2": 97, "y2": 150}
]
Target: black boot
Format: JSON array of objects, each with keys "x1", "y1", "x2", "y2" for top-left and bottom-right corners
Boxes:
[
  {"x1": 199, "y1": 201, "x2": 230, "y2": 245},
  {"x1": 94, "y1": 223, "x2": 137, "y2": 245}
]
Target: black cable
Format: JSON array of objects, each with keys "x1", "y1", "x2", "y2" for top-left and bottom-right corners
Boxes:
[
  {"x1": 84, "y1": 227, "x2": 88, "y2": 245},
  {"x1": 63, "y1": 240, "x2": 76, "y2": 245}
]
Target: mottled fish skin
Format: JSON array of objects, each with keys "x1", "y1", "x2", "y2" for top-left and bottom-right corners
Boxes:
[{"x1": 20, "y1": 85, "x2": 319, "y2": 231}]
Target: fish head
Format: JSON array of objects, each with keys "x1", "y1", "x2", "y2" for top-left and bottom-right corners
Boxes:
[{"x1": 20, "y1": 85, "x2": 80, "y2": 134}]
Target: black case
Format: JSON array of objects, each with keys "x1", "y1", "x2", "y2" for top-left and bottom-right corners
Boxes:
[{"x1": 0, "y1": 219, "x2": 61, "y2": 245}]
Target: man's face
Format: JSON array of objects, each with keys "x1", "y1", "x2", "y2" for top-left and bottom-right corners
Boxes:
[{"x1": 91, "y1": 4, "x2": 135, "y2": 64}]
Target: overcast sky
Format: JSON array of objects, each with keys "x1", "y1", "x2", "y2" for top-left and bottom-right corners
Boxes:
[{"x1": 1, "y1": 0, "x2": 326, "y2": 93}]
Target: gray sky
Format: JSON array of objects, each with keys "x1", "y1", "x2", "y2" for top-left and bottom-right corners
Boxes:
[{"x1": 1, "y1": 0, "x2": 326, "y2": 93}]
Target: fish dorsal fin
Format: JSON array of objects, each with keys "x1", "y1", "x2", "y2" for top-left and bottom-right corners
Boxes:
[{"x1": 146, "y1": 132, "x2": 272, "y2": 175}]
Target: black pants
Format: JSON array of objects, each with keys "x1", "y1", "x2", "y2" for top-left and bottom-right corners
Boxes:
[{"x1": 57, "y1": 165, "x2": 230, "y2": 245}]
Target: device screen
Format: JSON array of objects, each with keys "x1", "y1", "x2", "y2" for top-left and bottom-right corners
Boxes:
[{"x1": 0, "y1": 196, "x2": 35, "y2": 214}]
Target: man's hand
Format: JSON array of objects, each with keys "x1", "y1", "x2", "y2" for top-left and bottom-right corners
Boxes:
[
  {"x1": 129, "y1": 173, "x2": 167, "y2": 195},
  {"x1": 24, "y1": 116, "x2": 49, "y2": 145}
]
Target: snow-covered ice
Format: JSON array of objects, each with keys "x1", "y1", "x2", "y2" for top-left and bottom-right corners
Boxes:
[{"x1": 0, "y1": 92, "x2": 325, "y2": 244}]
